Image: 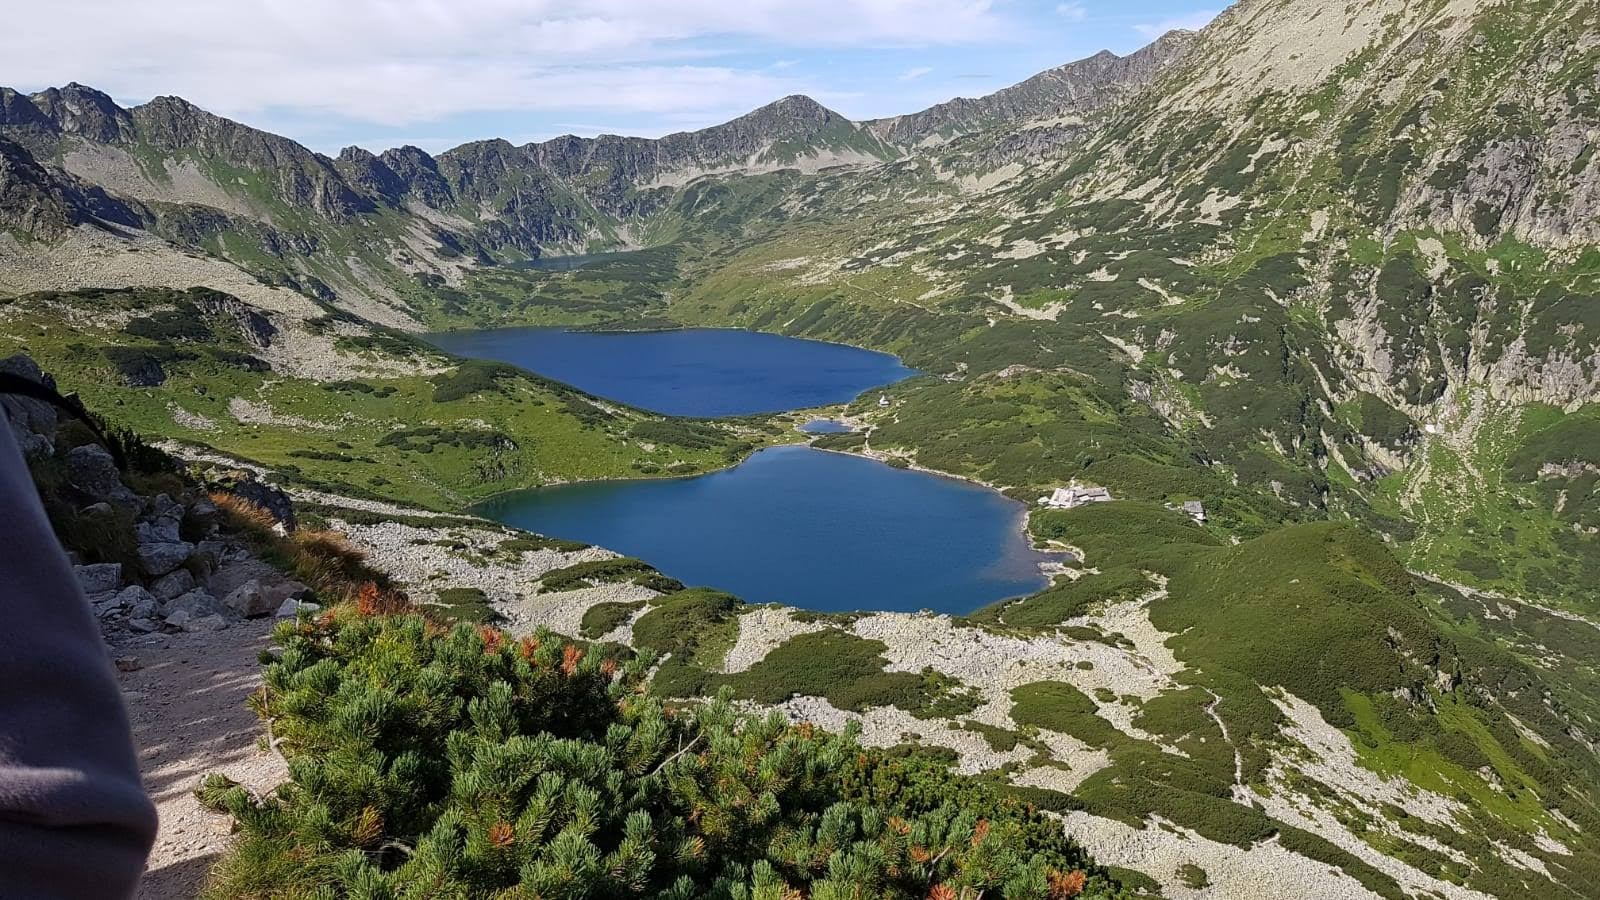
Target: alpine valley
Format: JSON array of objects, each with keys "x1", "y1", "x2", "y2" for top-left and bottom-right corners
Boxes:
[{"x1": 4, "y1": 1, "x2": 1600, "y2": 898}]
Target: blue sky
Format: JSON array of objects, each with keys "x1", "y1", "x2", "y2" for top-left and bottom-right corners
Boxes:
[{"x1": 5, "y1": 1, "x2": 1224, "y2": 156}]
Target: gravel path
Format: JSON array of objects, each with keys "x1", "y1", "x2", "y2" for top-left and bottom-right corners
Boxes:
[{"x1": 115, "y1": 621, "x2": 285, "y2": 900}]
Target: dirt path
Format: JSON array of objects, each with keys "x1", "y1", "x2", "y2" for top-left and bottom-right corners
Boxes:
[{"x1": 114, "y1": 621, "x2": 285, "y2": 899}]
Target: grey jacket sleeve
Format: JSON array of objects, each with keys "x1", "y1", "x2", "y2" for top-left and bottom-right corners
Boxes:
[{"x1": 0, "y1": 424, "x2": 157, "y2": 899}]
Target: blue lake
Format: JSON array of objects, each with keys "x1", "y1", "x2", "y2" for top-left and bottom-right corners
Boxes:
[
  {"x1": 475, "y1": 445, "x2": 1055, "y2": 614},
  {"x1": 425, "y1": 326, "x2": 917, "y2": 417},
  {"x1": 800, "y1": 419, "x2": 854, "y2": 434}
]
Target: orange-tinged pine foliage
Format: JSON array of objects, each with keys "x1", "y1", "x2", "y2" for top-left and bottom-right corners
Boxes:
[
  {"x1": 1048, "y1": 869, "x2": 1087, "y2": 898},
  {"x1": 478, "y1": 625, "x2": 505, "y2": 653},
  {"x1": 971, "y1": 819, "x2": 990, "y2": 846},
  {"x1": 489, "y1": 821, "x2": 515, "y2": 849},
  {"x1": 561, "y1": 644, "x2": 585, "y2": 675},
  {"x1": 927, "y1": 885, "x2": 957, "y2": 900},
  {"x1": 518, "y1": 636, "x2": 541, "y2": 660}
]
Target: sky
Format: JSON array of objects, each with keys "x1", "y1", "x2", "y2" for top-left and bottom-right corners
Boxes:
[{"x1": 3, "y1": 1, "x2": 1225, "y2": 156}]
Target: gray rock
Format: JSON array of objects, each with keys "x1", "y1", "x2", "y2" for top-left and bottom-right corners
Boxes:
[
  {"x1": 127, "y1": 618, "x2": 159, "y2": 634},
  {"x1": 136, "y1": 519, "x2": 182, "y2": 545},
  {"x1": 114, "y1": 655, "x2": 142, "y2": 672},
  {"x1": 185, "y1": 497, "x2": 220, "y2": 537},
  {"x1": 183, "y1": 614, "x2": 229, "y2": 633},
  {"x1": 275, "y1": 598, "x2": 320, "y2": 618},
  {"x1": 160, "y1": 589, "x2": 223, "y2": 620},
  {"x1": 137, "y1": 540, "x2": 194, "y2": 577},
  {"x1": 162, "y1": 609, "x2": 193, "y2": 630},
  {"x1": 224, "y1": 577, "x2": 309, "y2": 618},
  {"x1": 0, "y1": 354, "x2": 58, "y2": 441},
  {"x1": 75, "y1": 562, "x2": 123, "y2": 595},
  {"x1": 216, "y1": 476, "x2": 296, "y2": 530},
  {"x1": 149, "y1": 569, "x2": 196, "y2": 601},
  {"x1": 185, "y1": 545, "x2": 220, "y2": 582},
  {"x1": 13, "y1": 431, "x2": 52, "y2": 459},
  {"x1": 116, "y1": 585, "x2": 160, "y2": 620},
  {"x1": 66, "y1": 444, "x2": 135, "y2": 506}
]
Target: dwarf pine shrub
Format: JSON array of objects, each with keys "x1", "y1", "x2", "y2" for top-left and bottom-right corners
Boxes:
[{"x1": 201, "y1": 608, "x2": 1128, "y2": 899}]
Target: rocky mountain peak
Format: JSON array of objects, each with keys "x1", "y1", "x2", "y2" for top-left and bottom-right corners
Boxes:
[{"x1": 29, "y1": 82, "x2": 133, "y2": 144}]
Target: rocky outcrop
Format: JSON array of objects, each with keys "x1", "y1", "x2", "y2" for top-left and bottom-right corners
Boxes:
[
  {"x1": 8, "y1": 354, "x2": 319, "y2": 639},
  {"x1": 0, "y1": 137, "x2": 146, "y2": 239},
  {"x1": 0, "y1": 353, "x2": 59, "y2": 456}
]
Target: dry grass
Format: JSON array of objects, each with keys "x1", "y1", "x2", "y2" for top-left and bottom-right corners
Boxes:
[{"x1": 210, "y1": 491, "x2": 404, "y2": 608}]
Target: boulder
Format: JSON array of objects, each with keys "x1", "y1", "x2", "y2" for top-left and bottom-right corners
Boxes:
[
  {"x1": 116, "y1": 585, "x2": 160, "y2": 621},
  {"x1": 223, "y1": 577, "x2": 309, "y2": 618},
  {"x1": 0, "y1": 354, "x2": 58, "y2": 448},
  {"x1": 74, "y1": 562, "x2": 123, "y2": 595},
  {"x1": 136, "y1": 494, "x2": 186, "y2": 544},
  {"x1": 66, "y1": 444, "x2": 136, "y2": 506},
  {"x1": 183, "y1": 614, "x2": 229, "y2": 633},
  {"x1": 275, "y1": 598, "x2": 321, "y2": 618},
  {"x1": 215, "y1": 475, "x2": 296, "y2": 530},
  {"x1": 149, "y1": 569, "x2": 196, "y2": 601},
  {"x1": 160, "y1": 589, "x2": 223, "y2": 621},
  {"x1": 162, "y1": 609, "x2": 194, "y2": 630},
  {"x1": 184, "y1": 497, "x2": 220, "y2": 538},
  {"x1": 196, "y1": 539, "x2": 242, "y2": 566},
  {"x1": 185, "y1": 545, "x2": 220, "y2": 582},
  {"x1": 135, "y1": 519, "x2": 182, "y2": 545},
  {"x1": 137, "y1": 540, "x2": 194, "y2": 577},
  {"x1": 127, "y1": 618, "x2": 159, "y2": 634}
]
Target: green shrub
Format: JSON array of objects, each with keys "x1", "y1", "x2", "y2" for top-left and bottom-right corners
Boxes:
[
  {"x1": 1010, "y1": 681, "x2": 1123, "y2": 748},
  {"x1": 201, "y1": 611, "x2": 1128, "y2": 898},
  {"x1": 431, "y1": 360, "x2": 517, "y2": 402},
  {"x1": 580, "y1": 600, "x2": 646, "y2": 638},
  {"x1": 426, "y1": 586, "x2": 500, "y2": 624},
  {"x1": 725, "y1": 630, "x2": 930, "y2": 712},
  {"x1": 628, "y1": 419, "x2": 727, "y2": 450},
  {"x1": 1177, "y1": 863, "x2": 1209, "y2": 889},
  {"x1": 541, "y1": 557, "x2": 682, "y2": 593}
]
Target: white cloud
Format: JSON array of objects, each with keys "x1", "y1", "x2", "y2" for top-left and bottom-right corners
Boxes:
[
  {"x1": 1055, "y1": 3, "x2": 1087, "y2": 21},
  {"x1": 1133, "y1": 8, "x2": 1220, "y2": 38},
  {"x1": 0, "y1": 0, "x2": 1017, "y2": 131},
  {"x1": 898, "y1": 66, "x2": 934, "y2": 81}
]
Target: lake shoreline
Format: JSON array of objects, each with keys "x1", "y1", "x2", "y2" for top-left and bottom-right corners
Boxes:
[{"x1": 474, "y1": 443, "x2": 1056, "y2": 614}]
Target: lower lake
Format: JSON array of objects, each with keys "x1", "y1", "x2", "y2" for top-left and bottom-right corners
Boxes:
[
  {"x1": 425, "y1": 326, "x2": 917, "y2": 417},
  {"x1": 475, "y1": 445, "x2": 1056, "y2": 615}
]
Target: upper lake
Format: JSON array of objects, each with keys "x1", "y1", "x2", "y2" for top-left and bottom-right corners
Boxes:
[
  {"x1": 475, "y1": 445, "x2": 1055, "y2": 615},
  {"x1": 425, "y1": 326, "x2": 917, "y2": 417}
]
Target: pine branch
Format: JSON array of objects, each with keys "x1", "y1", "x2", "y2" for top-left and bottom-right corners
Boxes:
[{"x1": 648, "y1": 734, "x2": 704, "y2": 778}]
